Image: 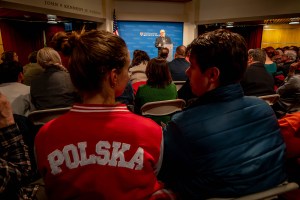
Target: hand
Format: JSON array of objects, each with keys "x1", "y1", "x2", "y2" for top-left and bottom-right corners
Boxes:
[{"x1": 0, "y1": 92, "x2": 15, "y2": 128}]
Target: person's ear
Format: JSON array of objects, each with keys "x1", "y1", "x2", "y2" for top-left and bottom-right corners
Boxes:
[
  {"x1": 109, "y1": 69, "x2": 118, "y2": 88},
  {"x1": 205, "y1": 67, "x2": 220, "y2": 82}
]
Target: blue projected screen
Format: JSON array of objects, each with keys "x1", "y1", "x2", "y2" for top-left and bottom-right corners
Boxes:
[{"x1": 118, "y1": 21, "x2": 183, "y2": 60}]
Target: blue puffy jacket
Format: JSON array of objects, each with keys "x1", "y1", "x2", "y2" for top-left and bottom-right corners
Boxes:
[{"x1": 159, "y1": 83, "x2": 286, "y2": 200}]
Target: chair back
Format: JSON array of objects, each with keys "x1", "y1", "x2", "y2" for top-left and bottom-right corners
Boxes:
[
  {"x1": 173, "y1": 81, "x2": 186, "y2": 91},
  {"x1": 141, "y1": 99, "x2": 186, "y2": 116},
  {"x1": 258, "y1": 94, "x2": 280, "y2": 105},
  {"x1": 28, "y1": 107, "x2": 71, "y2": 126},
  {"x1": 207, "y1": 182, "x2": 299, "y2": 200}
]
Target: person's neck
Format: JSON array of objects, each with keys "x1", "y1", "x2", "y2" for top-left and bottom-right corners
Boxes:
[{"x1": 82, "y1": 91, "x2": 116, "y2": 105}]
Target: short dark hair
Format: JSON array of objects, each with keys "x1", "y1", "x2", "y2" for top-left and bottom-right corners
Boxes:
[
  {"x1": 1, "y1": 51, "x2": 16, "y2": 62},
  {"x1": 187, "y1": 29, "x2": 248, "y2": 86},
  {"x1": 131, "y1": 50, "x2": 150, "y2": 66},
  {"x1": 159, "y1": 47, "x2": 169, "y2": 59},
  {"x1": 248, "y1": 48, "x2": 266, "y2": 64},
  {"x1": 146, "y1": 58, "x2": 172, "y2": 88},
  {"x1": 176, "y1": 45, "x2": 187, "y2": 57},
  {"x1": 0, "y1": 61, "x2": 23, "y2": 83},
  {"x1": 28, "y1": 51, "x2": 38, "y2": 63},
  {"x1": 62, "y1": 30, "x2": 129, "y2": 93}
]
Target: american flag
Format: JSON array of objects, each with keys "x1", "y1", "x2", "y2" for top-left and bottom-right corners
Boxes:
[{"x1": 113, "y1": 9, "x2": 119, "y2": 36}]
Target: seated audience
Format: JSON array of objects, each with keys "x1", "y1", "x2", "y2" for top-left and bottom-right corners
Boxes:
[
  {"x1": 241, "y1": 48, "x2": 275, "y2": 96},
  {"x1": 158, "y1": 47, "x2": 169, "y2": 60},
  {"x1": 34, "y1": 30, "x2": 174, "y2": 200},
  {"x1": 0, "y1": 92, "x2": 32, "y2": 199},
  {"x1": 264, "y1": 46, "x2": 277, "y2": 75},
  {"x1": 129, "y1": 50, "x2": 150, "y2": 94},
  {"x1": 1, "y1": 51, "x2": 19, "y2": 63},
  {"x1": 158, "y1": 29, "x2": 286, "y2": 200},
  {"x1": 23, "y1": 51, "x2": 44, "y2": 86},
  {"x1": 272, "y1": 61, "x2": 300, "y2": 118},
  {"x1": 135, "y1": 58, "x2": 177, "y2": 124},
  {"x1": 49, "y1": 31, "x2": 70, "y2": 69},
  {"x1": 30, "y1": 47, "x2": 79, "y2": 110},
  {"x1": 277, "y1": 50, "x2": 298, "y2": 77},
  {"x1": 0, "y1": 61, "x2": 34, "y2": 116},
  {"x1": 278, "y1": 112, "x2": 300, "y2": 200},
  {"x1": 168, "y1": 45, "x2": 190, "y2": 81}
]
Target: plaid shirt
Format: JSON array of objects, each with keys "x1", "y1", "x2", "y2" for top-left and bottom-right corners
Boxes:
[{"x1": 0, "y1": 124, "x2": 31, "y2": 199}]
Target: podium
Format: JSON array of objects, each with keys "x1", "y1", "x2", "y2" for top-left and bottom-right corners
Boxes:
[{"x1": 164, "y1": 44, "x2": 173, "y2": 62}]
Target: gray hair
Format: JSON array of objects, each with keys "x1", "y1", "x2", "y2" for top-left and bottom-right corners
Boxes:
[
  {"x1": 37, "y1": 47, "x2": 63, "y2": 69},
  {"x1": 284, "y1": 50, "x2": 297, "y2": 62},
  {"x1": 248, "y1": 48, "x2": 266, "y2": 64}
]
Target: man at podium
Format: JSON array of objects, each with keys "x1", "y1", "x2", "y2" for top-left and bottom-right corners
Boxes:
[{"x1": 155, "y1": 29, "x2": 172, "y2": 56}]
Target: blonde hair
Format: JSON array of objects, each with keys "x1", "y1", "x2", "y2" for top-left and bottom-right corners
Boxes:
[{"x1": 37, "y1": 47, "x2": 64, "y2": 69}]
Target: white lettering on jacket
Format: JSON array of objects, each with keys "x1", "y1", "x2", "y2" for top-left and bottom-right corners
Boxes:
[{"x1": 48, "y1": 141, "x2": 144, "y2": 175}]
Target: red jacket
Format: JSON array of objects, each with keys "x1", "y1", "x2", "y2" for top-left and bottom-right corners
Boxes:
[
  {"x1": 35, "y1": 104, "x2": 165, "y2": 200},
  {"x1": 278, "y1": 112, "x2": 300, "y2": 159}
]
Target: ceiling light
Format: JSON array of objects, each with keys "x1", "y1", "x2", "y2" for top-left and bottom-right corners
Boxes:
[
  {"x1": 47, "y1": 14, "x2": 57, "y2": 24},
  {"x1": 289, "y1": 18, "x2": 299, "y2": 25},
  {"x1": 226, "y1": 22, "x2": 234, "y2": 28}
]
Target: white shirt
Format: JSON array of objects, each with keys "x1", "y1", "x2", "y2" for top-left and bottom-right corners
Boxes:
[{"x1": 0, "y1": 82, "x2": 34, "y2": 116}]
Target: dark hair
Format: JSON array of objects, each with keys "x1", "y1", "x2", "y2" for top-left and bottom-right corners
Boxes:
[
  {"x1": 0, "y1": 61, "x2": 23, "y2": 83},
  {"x1": 50, "y1": 31, "x2": 71, "y2": 54},
  {"x1": 28, "y1": 51, "x2": 38, "y2": 63},
  {"x1": 146, "y1": 58, "x2": 172, "y2": 88},
  {"x1": 131, "y1": 50, "x2": 150, "y2": 66},
  {"x1": 176, "y1": 45, "x2": 187, "y2": 57},
  {"x1": 264, "y1": 46, "x2": 276, "y2": 58},
  {"x1": 159, "y1": 47, "x2": 169, "y2": 59},
  {"x1": 61, "y1": 30, "x2": 128, "y2": 93},
  {"x1": 249, "y1": 48, "x2": 266, "y2": 64},
  {"x1": 1, "y1": 51, "x2": 16, "y2": 62},
  {"x1": 187, "y1": 29, "x2": 248, "y2": 86}
]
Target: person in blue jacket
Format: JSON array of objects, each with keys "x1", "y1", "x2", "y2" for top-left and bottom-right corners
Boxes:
[{"x1": 158, "y1": 29, "x2": 286, "y2": 200}]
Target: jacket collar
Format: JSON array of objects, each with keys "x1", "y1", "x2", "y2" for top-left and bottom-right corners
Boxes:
[{"x1": 189, "y1": 83, "x2": 244, "y2": 108}]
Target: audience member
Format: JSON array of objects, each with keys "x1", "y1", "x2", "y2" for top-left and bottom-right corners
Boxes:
[
  {"x1": 34, "y1": 30, "x2": 174, "y2": 200},
  {"x1": 277, "y1": 50, "x2": 298, "y2": 77},
  {"x1": 23, "y1": 51, "x2": 44, "y2": 86},
  {"x1": 241, "y1": 48, "x2": 275, "y2": 96},
  {"x1": 135, "y1": 58, "x2": 177, "y2": 124},
  {"x1": 168, "y1": 45, "x2": 190, "y2": 81},
  {"x1": 30, "y1": 47, "x2": 79, "y2": 110},
  {"x1": 264, "y1": 47, "x2": 277, "y2": 75},
  {"x1": 272, "y1": 61, "x2": 300, "y2": 118},
  {"x1": 278, "y1": 112, "x2": 300, "y2": 200},
  {"x1": 1, "y1": 51, "x2": 18, "y2": 63},
  {"x1": 158, "y1": 29, "x2": 286, "y2": 199},
  {"x1": 49, "y1": 31, "x2": 70, "y2": 68},
  {"x1": 0, "y1": 92, "x2": 32, "y2": 199},
  {"x1": 129, "y1": 50, "x2": 150, "y2": 94},
  {"x1": 158, "y1": 47, "x2": 169, "y2": 60},
  {"x1": 0, "y1": 61, "x2": 34, "y2": 116}
]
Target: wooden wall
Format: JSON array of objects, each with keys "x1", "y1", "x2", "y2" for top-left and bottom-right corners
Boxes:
[
  {"x1": 0, "y1": 29, "x2": 3, "y2": 58},
  {"x1": 261, "y1": 24, "x2": 300, "y2": 49}
]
